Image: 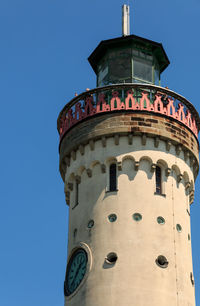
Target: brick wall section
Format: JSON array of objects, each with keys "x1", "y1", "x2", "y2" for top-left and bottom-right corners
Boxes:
[{"x1": 59, "y1": 112, "x2": 199, "y2": 165}]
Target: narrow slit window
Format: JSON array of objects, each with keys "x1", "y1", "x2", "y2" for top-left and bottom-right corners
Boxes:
[
  {"x1": 75, "y1": 180, "x2": 79, "y2": 206},
  {"x1": 109, "y1": 163, "x2": 117, "y2": 191},
  {"x1": 155, "y1": 166, "x2": 162, "y2": 194}
]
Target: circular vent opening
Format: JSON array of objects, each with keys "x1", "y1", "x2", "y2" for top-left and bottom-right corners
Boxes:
[
  {"x1": 87, "y1": 220, "x2": 94, "y2": 228},
  {"x1": 106, "y1": 252, "x2": 118, "y2": 264},
  {"x1": 133, "y1": 213, "x2": 142, "y2": 221},
  {"x1": 156, "y1": 255, "x2": 168, "y2": 268},
  {"x1": 157, "y1": 216, "x2": 165, "y2": 225},
  {"x1": 108, "y1": 214, "x2": 117, "y2": 222},
  {"x1": 176, "y1": 224, "x2": 182, "y2": 232}
]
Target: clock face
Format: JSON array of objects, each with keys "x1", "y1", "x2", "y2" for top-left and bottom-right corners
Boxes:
[{"x1": 65, "y1": 249, "x2": 88, "y2": 296}]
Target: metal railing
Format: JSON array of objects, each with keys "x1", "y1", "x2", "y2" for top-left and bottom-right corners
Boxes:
[{"x1": 57, "y1": 84, "x2": 200, "y2": 140}]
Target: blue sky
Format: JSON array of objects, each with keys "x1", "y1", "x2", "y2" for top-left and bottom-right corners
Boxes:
[{"x1": 0, "y1": 0, "x2": 200, "y2": 305}]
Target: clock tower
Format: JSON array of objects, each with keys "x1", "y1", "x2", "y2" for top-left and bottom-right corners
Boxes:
[{"x1": 57, "y1": 5, "x2": 199, "y2": 306}]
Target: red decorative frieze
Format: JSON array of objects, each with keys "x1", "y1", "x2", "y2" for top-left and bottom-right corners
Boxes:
[{"x1": 58, "y1": 86, "x2": 199, "y2": 140}]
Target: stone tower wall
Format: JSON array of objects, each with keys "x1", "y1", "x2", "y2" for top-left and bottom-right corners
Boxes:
[
  {"x1": 58, "y1": 83, "x2": 200, "y2": 306},
  {"x1": 59, "y1": 112, "x2": 199, "y2": 181},
  {"x1": 63, "y1": 133, "x2": 196, "y2": 306}
]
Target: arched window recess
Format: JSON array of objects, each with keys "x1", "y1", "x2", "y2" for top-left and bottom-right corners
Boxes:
[
  {"x1": 154, "y1": 165, "x2": 166, "y2": 197},
  {"x1": 108, "y1": 163, "x2": 117, "y2": 192},
  {"x1": 72, "y1": 175, "x2": 81, "y2": 209}
]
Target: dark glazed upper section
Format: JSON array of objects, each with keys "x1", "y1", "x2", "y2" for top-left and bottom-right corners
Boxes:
[
  {"x1": 88, "y1": 35, "x2": 170, "y2": 86},
  {"x1": 88, "y1": 35, "x2": 170, "y2": 74}
]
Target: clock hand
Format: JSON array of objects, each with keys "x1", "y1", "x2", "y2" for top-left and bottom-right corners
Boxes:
[
  {"x1": 71, "y1": 262, "x2": 82, "y2": 287},
  {"x1": 77, "y1": 262, "x2": 85, "y2": 278}
]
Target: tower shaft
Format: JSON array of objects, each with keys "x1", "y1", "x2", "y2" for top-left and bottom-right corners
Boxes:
[{"x1": 58, "y1": 84, "x2": 199, "y2": 306}]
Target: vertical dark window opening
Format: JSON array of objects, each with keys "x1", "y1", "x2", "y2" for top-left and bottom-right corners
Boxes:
[
  {"x1": 109, "y1": 163, "x2": 117, "y2": 191},
  {"x1": 156, "y1": 166, "x2": 162, "y2": 194},
  {"x1": 75, "y1": 181, "x2": 79, "y2": 206}
]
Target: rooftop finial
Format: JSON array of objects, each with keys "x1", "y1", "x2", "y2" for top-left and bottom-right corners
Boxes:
[{"x1": 122, "y1": 4, "x2": 130, "y2": 36}]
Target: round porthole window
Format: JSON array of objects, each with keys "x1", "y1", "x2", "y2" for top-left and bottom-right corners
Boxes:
[
  {"x1": 176, "y1": 224, "x2": 182, "y2": 232},
  {"x1": 157, "y1": 216, "x2": 165, "y2": 225},
  {"x1": 108, "y1": 214, "x2": 117, "y2": 222},
  {"x1": 87, "y1": 220, "x2": 94, "y2": 229},
  {"x1": 106, "y1": 252, "x2": 118, "y2": 264},
  {"x1": 156, "y1": 255, "x2": 168, "y2": 268},
  {"x1": 133, "y1": 213, "x2": 142, "y2": 221}
]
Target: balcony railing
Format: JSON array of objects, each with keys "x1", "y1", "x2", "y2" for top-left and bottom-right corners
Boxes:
[{"x1": 57, "y1": 84, "x2": 200, "y2": 140}]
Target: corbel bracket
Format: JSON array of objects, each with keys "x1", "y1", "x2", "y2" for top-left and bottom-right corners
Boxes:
[
  {"x1": 165, "y1": 168, "x2": 171, "y2": 177},
  {"x1": 166, "y1": 140, "x2": 171, "y2": 152},
  {"x1": 154, "y1": 136, "x2": 159, "y2": 148},
  {"x1": 176, "y1": 145, "x2": 182, "y2": 156},
  {"x1": 141, "y1": 134, "x2": 146, "y2": 146},
  {"x1": 177, "y1": 174, "x2": 183, "y2": 183},
  {"x1": 75, "y1": 175, "x2": 81, "y2": 184},
  {"x1": 128, "y1": 134, "x2": 133, "y2": 145},
  {"x1": 114, "y1": 134, "x2": 119, "y2": 145},
  {"x1": 101, "y1": 164, "x2": 106, "y2": 173},
  {"x1": 118, "y1": 161, "x2": 122, "y2": 171},
  {"x1": 151, "y1": 163, "x2": 156, "y2": 173},
  {"x1": 79, "y1": 145, "x2": 85, "y2": 156},
  {"x1": 101, "y1": 136, "x2": 106, "y2": 147},
  {"x1": 135, "y1": 161, "x2": 139, "y2": 171},
  {"x1": 89, "y1": 139, "x2": 95, "y2": 151},
  {"x1": 86, "y1": 169, "x2": 92, "y2": 178},
  {"x1": 71, "y1": 150, "x2": 76, "y2": 161}
]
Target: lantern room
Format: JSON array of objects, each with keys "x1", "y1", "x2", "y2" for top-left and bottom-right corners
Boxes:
[{"x1": 88, "y1": 34, "x2": 170, "y2": 87}]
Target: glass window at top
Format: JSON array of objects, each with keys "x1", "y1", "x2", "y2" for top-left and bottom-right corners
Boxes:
[
  {"x1": 133, "y1": 58, "x2": 152, "y2": 83},
  {"x1": 109, "y1": 48, "x2": 132, "y2": 84},
  {"x1": 154, "y1": 60, "x2": 160, "y2": 85},
  {"x1": 133, "y1": 49, "x2": 153, "y2": 84},
  {"x1": 97, "y1": 56, "x2": 109, "y2": 87},
  {"x1": 97, "y1": 46, "x2": 160, "y2": 87}
]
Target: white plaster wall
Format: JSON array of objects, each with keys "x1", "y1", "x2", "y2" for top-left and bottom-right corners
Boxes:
[{"x1": 64, "y1": 136, "x2": 196, "y2": 306}]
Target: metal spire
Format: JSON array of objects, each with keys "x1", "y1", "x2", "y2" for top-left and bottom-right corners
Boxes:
[{"x1": 122, "y1": 4, "x2": 130, "y2": 36}]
